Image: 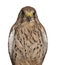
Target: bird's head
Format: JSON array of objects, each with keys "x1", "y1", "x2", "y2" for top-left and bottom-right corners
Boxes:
[{"x1": 18, "y1": 6, "x2": 38, "y2": 23}]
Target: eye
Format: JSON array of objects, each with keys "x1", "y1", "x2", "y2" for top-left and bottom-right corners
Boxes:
[
  {"x1": 33, "y1": 12, "x2": 35, "y2": 15},
  {"x1": 21, "y1": 10, "x2": 25, "y2": 15}
]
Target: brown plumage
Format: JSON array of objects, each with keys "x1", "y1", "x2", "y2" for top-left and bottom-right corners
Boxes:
[{"x1": 8, "y1": 6, "x2": 48, "y2": 65}]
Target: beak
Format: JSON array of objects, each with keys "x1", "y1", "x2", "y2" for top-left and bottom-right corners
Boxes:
[
  {"x1": 27, "y1": 16, "x2": 31, "y2": 21},
  {"x1": 26, "y1": 12, "x2": 32, "y2": 21}
]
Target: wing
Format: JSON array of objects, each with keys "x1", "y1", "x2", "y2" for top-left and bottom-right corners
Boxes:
[
  {"x1": 41, "y1": 23, "x2": 48, "y2": 54},
  {"x1": 8, "y1": 28, "x2": 15, "y2": 59},
  {"x1": 39, "y1": 22, "x2": 48, "y2": 62},
  {"x1": 8, "y1": 24, "x2": 16, "y2": 59}
]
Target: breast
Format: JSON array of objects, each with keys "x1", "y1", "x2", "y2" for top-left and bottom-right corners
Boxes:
[{"x1": 12, "y1": 25, "x2": 46, "y2": 64}]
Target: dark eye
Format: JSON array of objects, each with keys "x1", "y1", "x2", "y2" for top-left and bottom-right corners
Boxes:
[
  {"x1": 33, "y1": 12, "x2": 35, "y2": 15},
  {"x1": 21, "y1": 10, "x2": 25, "y2": 15}
]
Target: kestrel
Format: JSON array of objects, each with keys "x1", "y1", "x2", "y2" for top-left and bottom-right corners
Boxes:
[{"x1": 8, "y1": 6, "x2": 48, "y2": 65}]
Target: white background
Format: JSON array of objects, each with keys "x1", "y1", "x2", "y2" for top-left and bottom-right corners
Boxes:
[{"x1": 0, "y1": 0, "x2": 57, "y2": 65}]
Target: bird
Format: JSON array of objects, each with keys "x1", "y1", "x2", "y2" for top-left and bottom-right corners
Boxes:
[{"x1": 8, "y1": 6, "x2": 48, "y2": 65}]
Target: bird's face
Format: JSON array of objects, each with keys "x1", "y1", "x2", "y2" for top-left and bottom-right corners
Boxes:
[{"x1": 19, "y1": 6, "x2": 37, "y2": 22}]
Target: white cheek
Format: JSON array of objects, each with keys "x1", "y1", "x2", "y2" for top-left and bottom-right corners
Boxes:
[{"x1": 8, "y1": 30, "x2": 15, "y2": 55}]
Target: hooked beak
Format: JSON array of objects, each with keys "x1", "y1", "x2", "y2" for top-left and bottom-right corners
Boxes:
[
  {"x1": 27, "y1": 16, "x2": 31, "y2": 21},
  {"x1": 26, "y1": 12, "x2": 32, "y2": 21}
]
